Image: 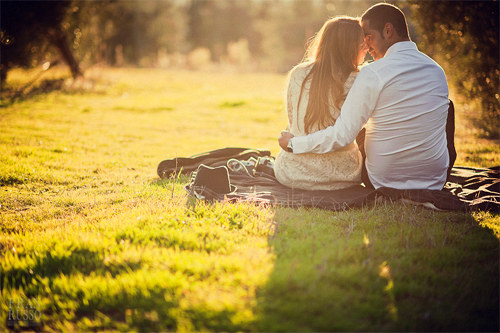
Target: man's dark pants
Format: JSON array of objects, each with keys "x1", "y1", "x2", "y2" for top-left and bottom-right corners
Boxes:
[{"x1": 355, "y1": 100, "x2": 457, "y2": 189}]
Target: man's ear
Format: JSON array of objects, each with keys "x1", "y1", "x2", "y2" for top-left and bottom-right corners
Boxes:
[{"x1": 384, "y1": 23, "x2": 394, "y2": 39}]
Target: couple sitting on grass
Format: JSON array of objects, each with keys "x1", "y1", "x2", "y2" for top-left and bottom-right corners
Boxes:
[{"x1": 276, "y1": 3, "x2": 455, "y2": 192}]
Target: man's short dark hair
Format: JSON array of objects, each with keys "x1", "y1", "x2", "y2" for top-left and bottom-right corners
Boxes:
[{"x1": 361, "y1": 3, "x2": 409, "y2": 39}]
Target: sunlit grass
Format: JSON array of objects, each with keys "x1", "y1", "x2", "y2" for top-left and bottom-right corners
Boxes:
[
  {"x1": 450, "y1": 87, "x2": 500, "y2": 167},
  {"x1": 1, "y1": 67, "x2": 498, "y2": 331}
]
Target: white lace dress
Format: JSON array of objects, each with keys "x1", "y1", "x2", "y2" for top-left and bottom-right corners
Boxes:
[{"x1": 274, "y1": 62, "x2": 362, "y2": 190}]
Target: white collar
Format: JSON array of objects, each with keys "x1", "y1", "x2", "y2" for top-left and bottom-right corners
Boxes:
[{"x1": 384, "y1": 41, "x2": 417, "y2": 58}]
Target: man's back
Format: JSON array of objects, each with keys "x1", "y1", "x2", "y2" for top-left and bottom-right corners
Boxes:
[{"x1": 362, "y1": 41, "x2": 449, "y2": 189}]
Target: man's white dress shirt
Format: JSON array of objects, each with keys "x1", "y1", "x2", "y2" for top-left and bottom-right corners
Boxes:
[{"x1": 291, "y1": 41, "x2": 450, "y2": 190}]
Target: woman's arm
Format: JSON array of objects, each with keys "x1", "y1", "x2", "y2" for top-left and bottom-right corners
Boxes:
[
  {"x1": 286, "y1": 85, "x2": 293, "y2": 130},
  {"x1": 284, "y1": 69, "x2": 297, "y2": 131}
]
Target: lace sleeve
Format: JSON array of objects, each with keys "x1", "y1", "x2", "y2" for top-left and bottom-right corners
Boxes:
[{"x1": 286, "y1": 75, "x2": 294, "y2": 130}]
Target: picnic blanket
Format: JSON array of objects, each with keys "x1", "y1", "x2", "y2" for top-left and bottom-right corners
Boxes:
[{"x1": 158, "y1": 147, "x2": 500, "y2": 213}]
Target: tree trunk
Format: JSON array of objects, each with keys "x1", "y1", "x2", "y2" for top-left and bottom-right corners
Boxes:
[{"x1": 49, "y1": 28, "x2": 83, "y2": 79}]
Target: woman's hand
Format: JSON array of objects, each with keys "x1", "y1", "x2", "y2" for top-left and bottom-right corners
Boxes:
[{"x1": 279, "y1": 131, "x2": 294, "y2": 151}]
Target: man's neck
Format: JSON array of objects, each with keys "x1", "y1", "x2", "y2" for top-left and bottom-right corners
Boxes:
[
  {"x1": 391, "y1": 35, "x2": 410, "y2": 44},
  {"x1": 387, "y1": 37, "x2": 411, "y2": 50}
]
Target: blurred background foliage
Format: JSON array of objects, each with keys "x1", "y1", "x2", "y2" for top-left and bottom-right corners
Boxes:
[
  {"x1": 409, "y1": 0, "x2": 499, "y2": 139},
  {"x1": 1, "y1": 0, "x2": 498, "y2": 138}
]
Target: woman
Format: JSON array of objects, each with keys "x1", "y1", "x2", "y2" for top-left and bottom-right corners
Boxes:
[{"x1": 274, "y1": 16, "x2": 368, "y2": 190}]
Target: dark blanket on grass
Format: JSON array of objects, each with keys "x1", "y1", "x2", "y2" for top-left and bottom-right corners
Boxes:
[{"x1": 158, "y1": 147, "x2": 499, "y2": 213}]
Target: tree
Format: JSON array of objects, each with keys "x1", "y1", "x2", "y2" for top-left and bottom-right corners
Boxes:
[
  {"x1": 1, "y1": 1, "x2": 82, "y2": 85},
  {"x1": 187, "y1": 0, "x2": 254, "y2": 62},
  {"x1": 410, "y1": 0, "x2": 499, "y2": 138},
  {"x1": 65, "y1": 0, "x2": 183, "y2": 68}
]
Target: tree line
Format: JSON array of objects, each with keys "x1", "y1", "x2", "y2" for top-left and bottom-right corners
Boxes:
[
  {"x1": 2, "y1": 0, "x2": 372, "y2": 76},
  {"x1": 1, "y1": 0, "x2": 498, "y2": 138}
]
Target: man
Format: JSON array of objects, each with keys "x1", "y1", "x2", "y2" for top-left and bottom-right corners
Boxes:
[{"x1": 279, "y1": 3, "x2": 455, "y2": 190}]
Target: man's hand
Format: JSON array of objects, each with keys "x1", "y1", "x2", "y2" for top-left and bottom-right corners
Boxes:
[{"x1": 279, "y1": 131, "x2": 294, "y2": 151}]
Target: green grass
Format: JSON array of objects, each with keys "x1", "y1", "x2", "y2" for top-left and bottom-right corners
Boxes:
[{"x1": 1, "y1": 66, "x2": 499, "y2": 332}]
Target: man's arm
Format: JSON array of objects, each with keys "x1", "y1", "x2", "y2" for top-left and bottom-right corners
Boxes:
[{"x1": 286, "y1": 67, "x2": 381, "y2": 154}]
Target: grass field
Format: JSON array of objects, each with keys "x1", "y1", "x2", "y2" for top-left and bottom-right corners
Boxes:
[{"x1": 1, "y1": 66, "x2": 499, "y2": 332}]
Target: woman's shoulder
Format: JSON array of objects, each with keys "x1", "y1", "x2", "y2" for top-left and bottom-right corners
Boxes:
[
  {"x1": 290, "y1": 62, "x2": 314, "y2": 77},
  {"x1": 287, "y1": 62, "x2": 314, "y2": 87}
]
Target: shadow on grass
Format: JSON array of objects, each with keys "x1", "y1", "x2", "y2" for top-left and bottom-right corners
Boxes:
[
  {"x1": 254, "y1": 205, "x2": 500, "y2": 332},
  {"x1": 1, "y1": 247, "x2": 144, "y2": 292},
  {"x1": 149, "y1": 175, "x2": 190, "y2": 188},
  {"x1": 1, "y1": 79, "x2": 65, "y2": 107}
]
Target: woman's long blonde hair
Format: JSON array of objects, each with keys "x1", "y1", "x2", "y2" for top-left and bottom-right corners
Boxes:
[{"x1": 296, "y1": 16, "x2": 364, "y2": 134}]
